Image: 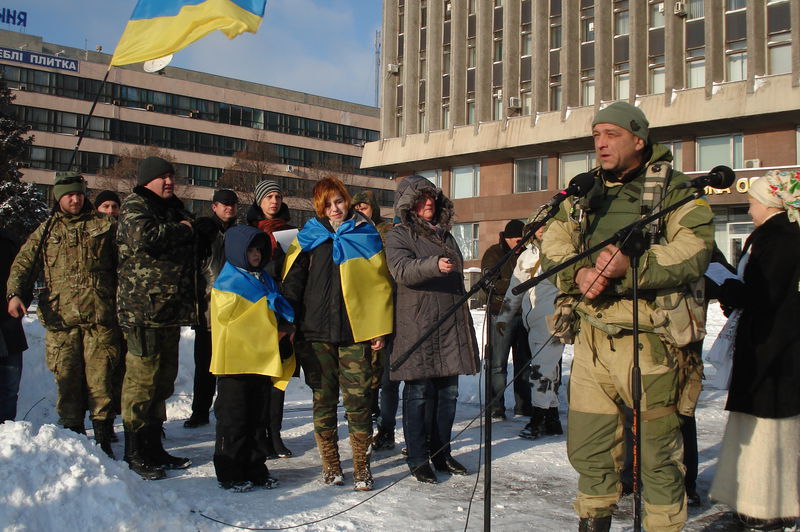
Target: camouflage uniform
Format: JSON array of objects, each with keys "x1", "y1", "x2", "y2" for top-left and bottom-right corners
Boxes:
[
  {"x1": 310, "y1": 341, "x2": 374, "y2": 434},
  {"x1": 116, "y1": 186, "x2": 195, "y2": 433},
  {"x1": 7, "y1": 208, "x2": 119, "y2": 428},
  {"x1": 541, "y1": 143, "x2": 713, "y2": 531}
]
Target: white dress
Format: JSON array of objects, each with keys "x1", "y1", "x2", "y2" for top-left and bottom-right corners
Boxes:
[{"x1": 709, "y1": 411, "x2": 800, "y2": 519}]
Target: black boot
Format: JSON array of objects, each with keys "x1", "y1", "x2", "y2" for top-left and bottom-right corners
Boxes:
[
  {"x1": 64, "y1": 422, "x2": 86, "y2": 435},
  {"x1": 519, "y1": 407, "x2": 547, "y2": 440},
  {"x1": 124, "y1": 429, "x2": 165, "y2": 480},
  {"x1": 146, "y1": 423, "x2": 191, "y2": 469},
  {"x1": 373, "y1": 426, "x2": 396, "y2": 451},
  {"x1": 578, "y1": 516, "x2": 611, "y2": 532},
  {"x1": 270, "y1": 429, "x2": 293, "y2": 458},
  {"x1": 92, "y1": 419, "x2": 116, "y2": 459},
  {"x1": 410, "y1": 462, "x2": 438, "y2": 484},
  {"x1": 545, "y1": 406, "x2": 564, "y2": 435}
]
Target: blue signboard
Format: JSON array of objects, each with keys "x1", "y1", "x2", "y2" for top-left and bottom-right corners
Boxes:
[{"x1": 0, "y1": 46, "x2": 79, "y2": 72}]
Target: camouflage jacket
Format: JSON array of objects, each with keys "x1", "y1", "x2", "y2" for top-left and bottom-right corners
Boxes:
[
  {"x1": 540, "y1": 143, "x2": 714, "y2": 337},
  {"x1": 7, "y1": 206, "x2": 117, "y2": 331},
  {"x1": 116, "y1": 186, "x2": 195, "y2": 328}
]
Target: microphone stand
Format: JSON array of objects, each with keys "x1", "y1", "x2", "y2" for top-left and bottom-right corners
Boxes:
[{"x1": 516, "y1": 187, "x2": 707, "y2": 532}]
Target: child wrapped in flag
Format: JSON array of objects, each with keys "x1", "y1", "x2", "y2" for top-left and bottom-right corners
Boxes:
[
  {"x1": 210, "y1": 225, "x2": 295, "y2": 492},
  {"x1": 282, "y1": 177, "x2": 393, "y2": 491}
]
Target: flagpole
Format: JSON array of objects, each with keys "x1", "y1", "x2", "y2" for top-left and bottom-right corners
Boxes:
[{"x1": 67, "y1": 67, "x2": 111, "y2": 171}]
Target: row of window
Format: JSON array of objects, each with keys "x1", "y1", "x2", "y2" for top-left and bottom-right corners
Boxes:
[
  {"x1": 415, "y1": 133, "x2": 761, "y2": 200},
  {"x1": 15, "y1": 105, "x2": 392, "y2": 178},
  {"x1": 0, "y1": 64, "x2": 380, "y2": 147},
  {"x1": 26, "y1": 146, "x2": 395, "y2": 207}
]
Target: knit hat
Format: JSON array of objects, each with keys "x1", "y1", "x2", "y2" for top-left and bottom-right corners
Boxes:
[
  {"x1": 53, "y1": 171, "x2": 86, "y2": 201},
  {"x1": 212, "y1": 189, "x2": 238, "y2": 206},
  {"x1": 137, "y1": 156, "x2": 175, "y2": 186},
  {"x1": 592, "y1": 102, "x2": 650, "y2": 142},
  {"x1": 749, "y1": 170, "x2": 800, "y2": 227},
  {"x1": 254, "y1": 180, "x2": 282, "y2": 206},
  {"x1": 502, "y1": 219, "x2": 524, "y2": 238},
  {"x1": 94, "y1": 190, "x2": 121, "y2": 208}
]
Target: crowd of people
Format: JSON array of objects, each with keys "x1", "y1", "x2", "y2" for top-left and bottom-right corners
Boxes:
[{"x1": 1, "y1": 101, "x2": 798, "y2": 531}]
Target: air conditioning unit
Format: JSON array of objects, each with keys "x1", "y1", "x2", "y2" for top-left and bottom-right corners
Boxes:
[
  {"x1": 658, "y1": 2, "x2": 665, "y2": 13},
  {"x1": 17, "y1": 85, "x2": 26, "y2": 91},
  {"x1": 387, "y1": 63, "x2": 400, "y2": 74},
  {"x1": 674, "y1": 1, "x2": 688, "y2": 17},
  {"x1": 508, "y1": 97, "x2": 522, "y2": 110},
  {"x1": 744, "y1": 158, "x2": 761, "y2": 169},
  {"x1": 189, "y1": 109, "x2": 200, "y2": 118},
  {"x1": 111, "y1": 99, "x2": 120, "y2": 106},
  {"x1": 145, "y1": 103, "x2": 155, "y2": 111},
  {"x1": 286, "y1": 164, "x2": 295, "y2": 173}
]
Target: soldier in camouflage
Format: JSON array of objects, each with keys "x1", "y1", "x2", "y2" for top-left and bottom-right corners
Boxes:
[
  {"x1": 7, "y1": 172, "x2": 119, "y2": 457},
  {"x1": 116, "y1": 156, "x2": 195, "y2": 480}
]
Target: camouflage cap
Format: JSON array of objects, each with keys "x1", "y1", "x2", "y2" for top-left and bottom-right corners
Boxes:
[{"x1": 53, "y1": 171, "x2": 86, "y2": 201}]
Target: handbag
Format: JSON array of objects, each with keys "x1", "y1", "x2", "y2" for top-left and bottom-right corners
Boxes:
[{"x1": 704, "y1": 308, "x2": 741, "y2": 390}]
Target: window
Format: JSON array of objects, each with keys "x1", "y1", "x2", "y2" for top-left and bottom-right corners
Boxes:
[
  {"x1": 452, "y1": 165, "x2": 480, "y2": 199},
  {"x1": 581, "y1": 8, "x2": 595, "y2": 43},
  {"x1": 650, "y1": 55, "x2": 665, "y2": 94},
  {"x1": 581, "y1": 70, "x2": 595, "y2": 106},
  {"x1": 727, "y1": 42, "x2": 747, "y2": 82},
  {"x1": 726, "y1": 0, "x2": 745, "y2": 10},
  {"x1": 467, "y1": 100, "x2": 476, "y2": 125},
  {"x1": 768, "y1": 32, "x2": 791, "y2": 75},
  {"x1": 649, "y1": 1, "x2": 665, "y2": 29},
  {"x1": 687, "y1": 0, "x2": 704, "y2": 19},
  {"x1": 521, "y1": 90, "x2": 532, "y2": 116},
  {"x1": 442, "y1": 104, "x2": 450, "y2": 129},
  {"x1": 686, "y1": 48, "x2": 705, "y2": 88},
  {"x1": 493, "y1": 94, "x2": 503, "y2": 120},
  {"x1": 661, "y1": 140, "x2": 683, "y2": 171},
  {"x1": 615, "y1": 63, "x2": 630, "y2": 100},
  {"x1": 614, "y1": 1, "x2": 629, "y2": 36},
  {"x1": 452, "y1": 222, "x2": 479, "y2": 261},
  {"x1": 559, "y1": 151, "x2": 594, "y2": 188},
  {"x1": 697, "y1": 134, "x2": 743, "y2": 171},
  {"x1": 515, "y1": 157, "x2": 548, "y2": 192},
  {"x1": 417, "y1": 169, "x2": 442, "y2": 188}
]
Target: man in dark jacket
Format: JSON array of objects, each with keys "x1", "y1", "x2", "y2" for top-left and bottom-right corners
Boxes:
[
  {"x1": 7, "y1": 172, "x2": 119, "y2": 454},
  {"x1": 0, "y1": 229, "x2": 27, "y2": 423},
  {"x1": 385, "y1": 175, "x2": 480, "y2": 484},
  {"x1": 185, "y1": 188, "x2": 238, "y2": 428},
  {"x1": 481, "y1": 219, "x2": 532, "y2": 420},
  {"x1": 117, "y1": 156, "x2": 195, "y2": 480}
]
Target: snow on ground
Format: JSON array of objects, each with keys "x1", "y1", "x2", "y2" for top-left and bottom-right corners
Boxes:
[{"x1": 0, "y1": 305, "x2": 793, "y2": 531}]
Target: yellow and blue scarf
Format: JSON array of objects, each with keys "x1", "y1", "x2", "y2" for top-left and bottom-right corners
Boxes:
[
  {"x1": 211, "y1": 262, "x2": 295, "y2": 389},
  {"x1": 282, "y1": 216, "x2": 394, "y2": 343}
]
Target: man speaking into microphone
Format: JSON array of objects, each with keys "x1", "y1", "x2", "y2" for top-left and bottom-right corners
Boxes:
[{"x1": 540, "y1": 102, "x2": 714, "y2": 532}]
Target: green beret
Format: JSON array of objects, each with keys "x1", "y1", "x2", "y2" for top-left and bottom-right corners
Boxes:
[{"x1": 592, "y1": 102, "x2": 650, "y2": 142}]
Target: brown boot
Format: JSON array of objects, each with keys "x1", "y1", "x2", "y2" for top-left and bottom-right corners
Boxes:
[
  {"x1": 314, "y1": 430, "x2": 344, "y2": 486},
  {"x1": 350, "y1": 432, "x2": 373, "y2": 491}
]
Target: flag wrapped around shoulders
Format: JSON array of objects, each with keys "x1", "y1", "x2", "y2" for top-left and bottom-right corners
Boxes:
[
  {"x1": 282, "y1": 216, "x2": 394, "y2": 343},
  {"x1": 211, "y1": 261, "x2": 295, "y2": 389},
  {"x1": 111, "y1": 0, "x2": 267, "y2": 66}
]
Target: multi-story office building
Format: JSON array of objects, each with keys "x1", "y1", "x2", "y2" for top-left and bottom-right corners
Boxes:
[
  {"x1": 0, "y1": 29, "x2": 394, "y2": 223},
  {"x1": 362, "y1": 0, "x2": 799, "y2": 267}
]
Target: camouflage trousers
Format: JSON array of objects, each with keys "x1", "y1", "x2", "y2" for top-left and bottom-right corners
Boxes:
[
  {"x1": 44, "y1": 324, "x2": 120, "y2": 427},
  {"x1": 121, "y1": 327, "x2": 180, "y2": 433},
  {"x1": 310, "y1": 342, "x2": 375, "y2": 435},
  {"x1": 568, "y1": 324, "x2": 686, "y2": 532}
]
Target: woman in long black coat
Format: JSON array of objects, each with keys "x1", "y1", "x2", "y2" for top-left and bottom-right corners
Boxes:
[
  {"x1": 709, "y1": 170, "x2": 800, "y2": 530},
  {"x1": 385, "y1": 175, "x2": 480, "y2": 483}
]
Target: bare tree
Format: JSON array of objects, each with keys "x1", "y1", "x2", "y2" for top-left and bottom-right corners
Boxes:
[
  {"x1": 95, "y1": 145, "x2": 193, "y2": 199},
  {"x1": 217, "y1": 140, "x2": 282, "y2": 206}
]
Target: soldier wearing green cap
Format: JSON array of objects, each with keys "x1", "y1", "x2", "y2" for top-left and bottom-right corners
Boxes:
[
  {"x1": 540, "y1": 102, "x2": 714, "y2": 531},
  {"x1": 6, "y1": 171, "x2": 120, "y2": 457}
]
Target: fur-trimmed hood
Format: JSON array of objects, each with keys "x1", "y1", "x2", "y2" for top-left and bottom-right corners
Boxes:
[{"x1": 393, "y1": 175, "x2": 455, "y2": 234}]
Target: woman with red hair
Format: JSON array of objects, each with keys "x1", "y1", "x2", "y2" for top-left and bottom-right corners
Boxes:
[{"x1": 282, "y1": 177, "x2": 393, "y2": 491}]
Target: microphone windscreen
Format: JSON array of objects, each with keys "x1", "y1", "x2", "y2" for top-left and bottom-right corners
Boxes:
[
  {"x1": 568, "y1": 172, "x2": 596, "y2": 197},
  {"x1": 709, "y1": 165, "x2": 736, "y2": 189}
]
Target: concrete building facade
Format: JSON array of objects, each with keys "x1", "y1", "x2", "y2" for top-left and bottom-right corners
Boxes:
[
  {"x1": 362, "y1": 0, "x2": 800, "y2": 268},
  {"x1": 0, "y1": 29, "x2": 394, "y2": 223}
]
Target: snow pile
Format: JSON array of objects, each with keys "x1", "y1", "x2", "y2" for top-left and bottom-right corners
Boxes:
[{"x1": 0, "y1": 421, "x2": 196, "y2": 531}]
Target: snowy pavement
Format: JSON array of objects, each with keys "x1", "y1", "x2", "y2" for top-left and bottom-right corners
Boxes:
[{"x1": 0, "y1": 306, "x2": 795, "y2": 531}]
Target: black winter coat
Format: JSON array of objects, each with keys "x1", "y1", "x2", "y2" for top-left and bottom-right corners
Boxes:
[
  {"x1": 719, "y1": 212, "x2": 800, "y2": 419},
  {"x1": 385, "y1": 175, "x2": 479, "y2": 382},
  {"x1": 0, "y1": 230, "x2": 27, "y2": 354},
  {"x1": 194, "y1": 214, "x2": 236, "y2": 329}
]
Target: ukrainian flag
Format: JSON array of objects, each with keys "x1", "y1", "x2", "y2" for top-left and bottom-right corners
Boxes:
[
  {"x1": 111, "y1": 0, "x2": 267, "y2": 66},
  {"x1": 282, "y1": 217, "x2": 394, "y2": 343},
  {"x1": 210, "y1": 261, "x2": 295, "y2": 389}
]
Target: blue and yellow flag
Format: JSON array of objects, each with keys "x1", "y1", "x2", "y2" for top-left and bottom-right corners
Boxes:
[
  {"x1": 210, "y1": 261, "x2": 294, "y2": 389},
  {"x1": 282, "y1": 217, "x2": 394, "y2": 343},
  {"x1": 111, "y1": 0, "x2": 268, "y2": 66}
]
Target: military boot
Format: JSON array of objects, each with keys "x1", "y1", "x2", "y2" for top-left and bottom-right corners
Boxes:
[
  {"x1": 545, "y1": 406, "x2": 564, "y2": 435},
  {"x1": 124, "y1": 429, "x2": 165, "y2": 480},
  {"x1": 373, "y1": 425, "x2": 396, "y2": 451},
  {"x1": 314, "y1": 430, "x2": 344, "y2": 486},
  {"x1": 350, "y1": 432, "x2": 373, "y2": 491},
  {"x1": 519, "y1": 407, "x2": 548, "y2": 440},
  {"x1": 146, "y1": 423, "x2": 191, "y2": 470},
  {"x1": 92, "y1": 419, "x2": 115, "y2": 459},
  {"x1": 578, "y1": 516, "x2": 611, "y2": 532}
]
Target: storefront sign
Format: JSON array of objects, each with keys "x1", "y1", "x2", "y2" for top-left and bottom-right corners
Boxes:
[
  {"x1": 705, "y1": 176, "x2": 760, "y2": 195},
  {"x1": 0, "y1": 7, "x2": 26, "y2": 27},
  {"x1": 0, "y1": 46, "x2": 78, "y2": 72}
]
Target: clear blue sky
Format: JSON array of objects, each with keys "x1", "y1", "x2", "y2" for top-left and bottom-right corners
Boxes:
[{"x1": 12, "y1": 0, "x2": 383, "y2": 106}]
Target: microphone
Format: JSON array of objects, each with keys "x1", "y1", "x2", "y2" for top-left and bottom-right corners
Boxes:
[
  {"x1": 676, "y1": 165, "x2": 736, "y2": 190},
  {"x1": 544, "y1": 172, "x2": 596, "y2": 208}
]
